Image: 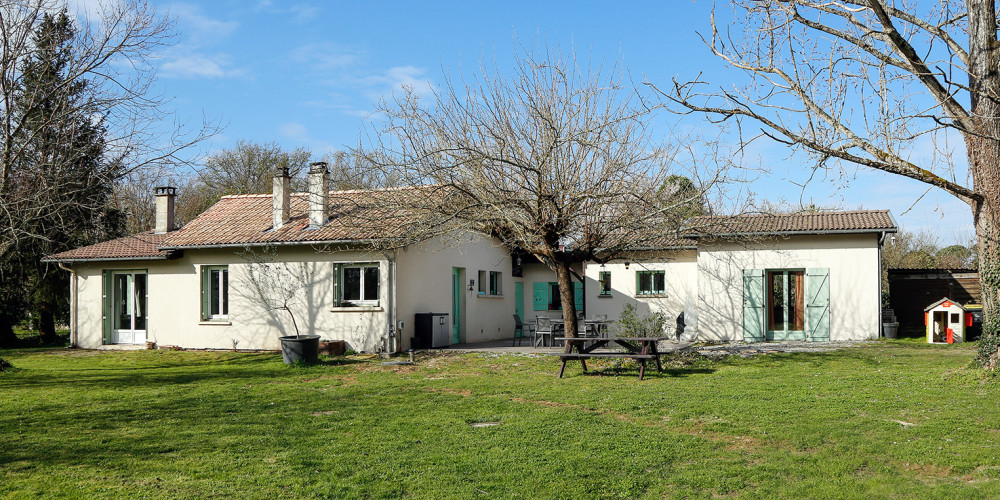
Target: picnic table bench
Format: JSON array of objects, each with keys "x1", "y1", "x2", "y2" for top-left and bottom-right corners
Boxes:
[{"x1": 551, "y1": 336, "x2": 669, "y2": 380}]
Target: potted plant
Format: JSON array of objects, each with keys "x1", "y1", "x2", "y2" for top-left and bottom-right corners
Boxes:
[{"x1": 241, "y1": 247, "x2": 320, "y2": 365}]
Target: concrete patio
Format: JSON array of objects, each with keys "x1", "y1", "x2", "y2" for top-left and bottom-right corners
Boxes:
[{"x1": 444, "y1": 337, "x2": 697, "y2": 354}]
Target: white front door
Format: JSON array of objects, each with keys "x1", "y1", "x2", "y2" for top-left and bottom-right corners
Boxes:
[{"x1": 112, "y1": 272, "x2": 147, "y2": 344}]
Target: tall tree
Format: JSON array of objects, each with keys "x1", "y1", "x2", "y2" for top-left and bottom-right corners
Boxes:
[
  {"x1": 0, "y1": 1, "x2": 215, "y2": 346},
  {"x1": 660, "y1": 1, "x2": 1000, "y2": 364},
  {"x1": 181, "y1": 140, "x2": 312, "y2": 220},
  {"x1": 359, "y1": 45, "x2": 713, "y2": 338}
]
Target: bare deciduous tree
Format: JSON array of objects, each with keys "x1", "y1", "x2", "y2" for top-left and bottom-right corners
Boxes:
[
  {"x1": 358, "y1": 45, "x2": 720, "y2": 338},
  {"x1": 656, "y1": 0, "x2": 1000, "y2": 362},
  {"x1": 0, "y1": 0, "x2": 216, "y2": 344}
]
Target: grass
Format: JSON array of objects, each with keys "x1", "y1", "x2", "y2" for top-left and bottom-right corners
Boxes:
[{"x1": 1, "y1": 339, "x2": 998, "y2": 498}]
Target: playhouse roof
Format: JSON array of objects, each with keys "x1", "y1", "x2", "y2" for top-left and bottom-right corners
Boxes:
[{"x1": 924, "y1": 297, "x2": 969, "y2": 312}]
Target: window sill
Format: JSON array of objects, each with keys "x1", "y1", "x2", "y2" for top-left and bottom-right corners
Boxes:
[
  {"x1": 477, "y1": 294, "x2": 504, "y2": 299},
  {"x1": 330, "y1": 306, "x2": 384, "y2": 313},
  {"x1": 199, "y1": 320, "x2": 232, "y2": 326},
  {"x1": 635, "y1": 294, "x2": 668, "y2": 299},
  {"x1": 598, "y1": 294, "x2": 613, "y2": 299}
]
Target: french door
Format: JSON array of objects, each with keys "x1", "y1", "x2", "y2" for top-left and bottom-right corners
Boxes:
[
  {"x1": 766, "y1": 270, "x2": 805, "y2": 341},
  {"x1": 112, "y1": 271, "x2": 147, "y2": 344}
]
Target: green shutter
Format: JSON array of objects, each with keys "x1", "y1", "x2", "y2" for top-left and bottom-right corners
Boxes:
[
  {"x1": 573, "y1": 281, "x2": 583, "y2": 311},
  {"x1": 333, "y1": 264, "x2": 343, "y2": 307},
  {"x1": 200, "y1": 266, "x2": 210, "y2": 320},
  {"x1": 102, "y1": 270, "x2": 113, "y2": 345},
  {"x1": 806, "y1": 268, "x2": 831, "y2": 342},
  {"x1": 533, "y1": 282, "x2": 548, "y2": 311},
  {"x1": 742, "y1": 269, "x2": 764, "y2": 342}
]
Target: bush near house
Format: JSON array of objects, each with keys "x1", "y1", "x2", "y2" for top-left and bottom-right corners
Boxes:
[{"x1": 1, "y1": 341, "x2": 998, "y2": 498}]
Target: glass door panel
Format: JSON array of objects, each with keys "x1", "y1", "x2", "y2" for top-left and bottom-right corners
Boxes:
[{"x1": 112, "y1": 271, "x2": 147, "y2": 344}]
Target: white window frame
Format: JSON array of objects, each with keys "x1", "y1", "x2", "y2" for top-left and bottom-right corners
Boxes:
[
  {"x1": 340, "y1": 263, "x2": 380, "y2": 306},
  {"x1": 204, "y1": 265, "x2": 229, "y2": 320}
]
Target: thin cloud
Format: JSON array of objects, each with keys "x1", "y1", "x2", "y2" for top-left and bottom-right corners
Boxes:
[
  {"x1": 359, "y1": 65, "x2": 435, "y2": 100},
  {"x1": 161, "y1": 54, "x2": 245, "y2": 79},
  {"x1": 290, "y1": 43, "x2": 362, "y2": 72}
]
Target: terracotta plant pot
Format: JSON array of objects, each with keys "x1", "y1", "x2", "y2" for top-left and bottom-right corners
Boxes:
[{"x1": 318, "y1": 340, "x2": 346, "y2": 356}]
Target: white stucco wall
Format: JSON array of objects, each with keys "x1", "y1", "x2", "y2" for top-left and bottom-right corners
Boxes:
[
  {"x1": 696, "y1": 233, "x2": 882, "y2": 342},
  {"x1": 71, "y1": 246, "x2": 395, "y2": 352},
  {"x1": 394, "y1": 233, "x2": 514, "y2": 347},
  {"x1": 582, "y1": 251, "x2": 698, "y2": 336}
]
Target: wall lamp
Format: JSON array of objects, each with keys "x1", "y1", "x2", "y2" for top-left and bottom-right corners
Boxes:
[
  {"x1": 624, "y1": 261, "x2": 630, "y2": 269},
  {"x1": 468, "y1": 279, "x2": 475, "y2": 291}
]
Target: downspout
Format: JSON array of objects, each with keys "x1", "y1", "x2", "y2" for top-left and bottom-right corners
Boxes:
[
  {"x1": 384, "y1": 251, "x2": 398, "y2": 354},
  {"x1": 57, "y1": 262, "x2": 77, "y2": 347},
  {"x1": 877, "y1": 232, "x2": 886, "y2": 338}
]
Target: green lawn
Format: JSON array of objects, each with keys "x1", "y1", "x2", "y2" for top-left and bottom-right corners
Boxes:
[{"x1": 1, "y1": 340, "x2": 998, "y2": 499}]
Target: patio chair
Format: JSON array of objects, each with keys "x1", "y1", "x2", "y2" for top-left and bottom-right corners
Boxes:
[
  {"x1": 512, "y1": 314, "x2": 535, "y2": 346},
  {"x1": 535, "y1": 316, "x2": 554, "y2": 348}
]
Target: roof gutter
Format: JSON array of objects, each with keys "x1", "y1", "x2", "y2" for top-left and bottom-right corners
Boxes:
[
  {"x1": 684, "y1": 228, "x2": 899, "y2": 239},
  {"x1": 41, "y1": 255, "x2": 172, "y2": 263},
  {"x1": 157, "y1": 238, "x2": 389, "y2": 251}
]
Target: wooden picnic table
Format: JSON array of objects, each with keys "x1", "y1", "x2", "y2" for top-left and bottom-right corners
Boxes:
[{"x1": 552, "y1": 336, "x2": 669, "y2": 380}]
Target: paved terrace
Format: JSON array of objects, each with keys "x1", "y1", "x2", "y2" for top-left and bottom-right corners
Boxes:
[{"x1": 444, "y1": 338, "x2": 871, "y2": 357}]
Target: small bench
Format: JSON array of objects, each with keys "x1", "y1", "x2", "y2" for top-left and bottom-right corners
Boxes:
[{"x1": 553, "y1": 337, "x2": 669, "y2": 380}]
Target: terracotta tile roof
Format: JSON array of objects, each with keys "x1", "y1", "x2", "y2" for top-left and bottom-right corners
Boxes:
[
  {"x1": 42, "y1": 232, "x2": 174, "y2": 262},
  {"x1": 633, "y1": 234, "x2": 697, "y2": 250},
  {"x1": 159, "y1": 186, "x2": 437, "y2": 249},
  {"x1": 685, "y1": 210, "x2": 897, "y2": 238}
]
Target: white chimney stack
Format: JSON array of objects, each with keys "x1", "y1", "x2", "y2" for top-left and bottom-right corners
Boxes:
[
  {"x1": 154, "y1": 186, "x2": 176, "y2": 234},
  {"x1": 273, "y1": 167, "x2": 291, "y2": 230},
  {"x1": 308, "y1": 162, "x2": 330, "y2": 229}
]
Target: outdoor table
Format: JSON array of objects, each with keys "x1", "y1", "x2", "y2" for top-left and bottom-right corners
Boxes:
[{"x1": 551, "y1": 336, "x2": 668, "y2": 380}]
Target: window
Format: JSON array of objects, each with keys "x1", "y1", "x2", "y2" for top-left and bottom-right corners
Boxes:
[
  {"x1": 636, "y1": 270, "x2": 665, "y2": 296},
  {"x1": 201, "y1": 266, "x2": 229, "y2": 320},
  {"x1": 338, "y1": 264, "x2": 379, "y2": 306},
  {"x1": 478, "y1": 270, "x2": 502, "y2": 296},
  {"x1": 490, "y1": 271, "x2": 501, "y2": 295},
  {"x1": 599, "y1": 271, "x2": 612, "y2": 296},
  {"x1": 549, "y1": 282, "x2": 561, "y2": 310},
  {"x1": 533, "y1": 281, "x2": 583, "y2": 311},
  {"x1": 767, "y1": 270, "x2": 804, "y2": 332}
]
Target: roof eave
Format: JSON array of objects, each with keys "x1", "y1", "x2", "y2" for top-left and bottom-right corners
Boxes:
[
  {"x1": 684, "y1": 228, "x2": 898, "y2": 239},
  {"x1": 41, "y1": 255, "x2": 171, "y2": 263},
  {"x1": 157, "y1": 238, "x2": 388, "y2": 251}
]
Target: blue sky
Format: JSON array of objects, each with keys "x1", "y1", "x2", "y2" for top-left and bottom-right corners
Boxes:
[{"x1": 81, "y1": 0, "x2": 975, "y2": 245}]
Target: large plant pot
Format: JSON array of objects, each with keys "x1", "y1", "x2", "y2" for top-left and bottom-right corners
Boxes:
[
  {"x1": 883, "y1": 322, "x2": 899, "y2": 339},
  {"x1": 279, "y1": 335, "x2": 320, "y2": 365}
]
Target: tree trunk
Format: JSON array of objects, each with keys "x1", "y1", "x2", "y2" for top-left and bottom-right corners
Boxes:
[
  {"x1": 967, "y1": 1, "x2": 1000, "y2": 363},
  {"x1": 552, "y1": 259, "x2": 579, "y2": 338}
]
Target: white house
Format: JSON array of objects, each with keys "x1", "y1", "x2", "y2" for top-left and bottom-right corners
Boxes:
[
  {"x1": 45, "y1": 165, "x2": 897, "y2": 350},
  {"x1": 44, "y1": 164, "x2": 517, "y2": 353}
]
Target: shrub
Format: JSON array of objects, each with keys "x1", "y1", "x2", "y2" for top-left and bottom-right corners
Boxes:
[{"x1": 613, "y1": 304, "x2": 667, "y2": 338}]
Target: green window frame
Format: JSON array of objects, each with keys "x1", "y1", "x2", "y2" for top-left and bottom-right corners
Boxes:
[
  {"x1": 200, "y1": 265, "x2": 229, "y2": 321},
  {"x1": 636, "y1": 270, "x2": 665, "y2": 296},
  {"x1": 533, "y1": 281, "x2": 583, "y2": 311},
  {"x1": 599, "y1": 271, "x2": 612, "y2": 296},
  {"x1": 489, "y1": 271, "x2": 502, "y2": 296}
]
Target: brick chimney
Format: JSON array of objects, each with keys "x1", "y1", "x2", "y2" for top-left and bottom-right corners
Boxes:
[
  {"x1": 273, "y1": 167, "x2": 291, "y2": 230},
  {"x1": 308, "y1": 162, "x2": 330, "y2": 229},
  {"x1": 154, "y1": 186, "x2": 176, "y2": 234}
]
